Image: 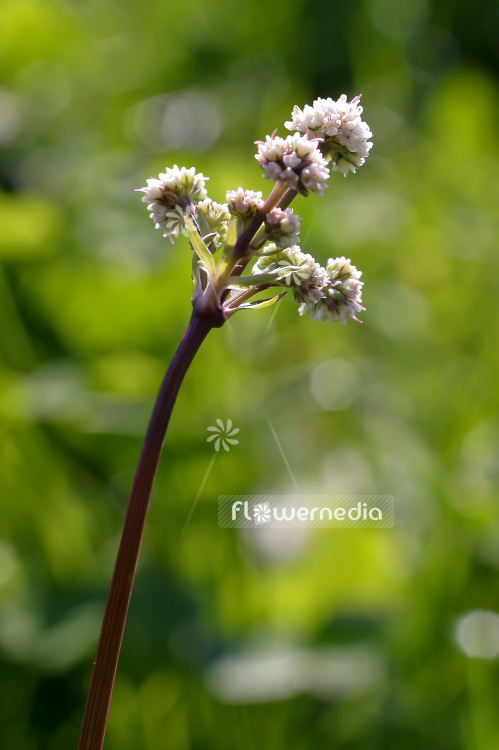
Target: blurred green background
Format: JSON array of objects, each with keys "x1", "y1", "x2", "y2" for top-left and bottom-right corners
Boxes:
[{"x1": 0, "y1": 0, "x2": 498, "y2": 748}]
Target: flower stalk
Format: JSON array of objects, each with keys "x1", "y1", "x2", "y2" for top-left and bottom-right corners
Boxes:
[
  {"x1": 78, "y1": 309, "x2": 217, "y2": 750},
  {"x1": 79, "y1": 93, "x2": 373, "y2": 749}
]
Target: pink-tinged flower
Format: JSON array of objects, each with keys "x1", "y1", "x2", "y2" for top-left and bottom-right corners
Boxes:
[
  {"x1": 255, "y1": 132, "x2": 330, "y2": 195},
  {"x1": 285, "y1": 95, "x2": 373, "y2": 176},
  {"x1": 226, "y1": 187, "x2": 264, "y2": 218},
  {"x1": 137, "y1": 165, "x2": 208, "y2": 239},
  {"x1": 252, "y1": 244, "x2": 328, "y2": 300},
  {"x1": 299, "y1": 256, "x2": 364, "y2": 324},
  {"x1": 263, "y1": 207, "x2": 301, "y2": 248}
]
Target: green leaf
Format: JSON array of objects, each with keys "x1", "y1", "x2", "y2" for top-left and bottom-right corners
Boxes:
[
  {"x1": 251, "y1": 244, "x2": 282, "y2": 257},
  {"x1": 225, "y1": 217, "x2": 237, "y2": 250},
  {"x1": 191, "y1": 252, "x2": 204, "y2": 297},
  {"x1": 216, "y1": 218, "x2": 237, "y2": 276},
  {"x1": 224, "y1": 271, "x2": 282, "y2": 288},
  {"x1": 234, "y1": 292, "x2": 286, "y2": 310},
  {"x1": 224, "y1": 264, "x2": 302, "y2": 289},
  {"x1": 184, "y1": 217, "x2": 216, "y2": 276}
]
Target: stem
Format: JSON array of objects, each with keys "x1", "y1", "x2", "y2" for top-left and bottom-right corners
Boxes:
[
  {"x1": 225, "y1": 183, "x2": 288, "y2": 278},
  {"x1": 78, "y1": 308, "x2": 215, "y2": 750},
  {"x1": 277, "y1": 188, "x2": 298, "y2": 211}
]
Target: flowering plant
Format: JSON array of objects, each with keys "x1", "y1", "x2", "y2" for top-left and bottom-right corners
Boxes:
[
  {"x1": 78, "y1": 94, "x2": 372, "y2": 750},
  {"x1": 137, "y1": 95, "x2": 372, "y2": 327}
]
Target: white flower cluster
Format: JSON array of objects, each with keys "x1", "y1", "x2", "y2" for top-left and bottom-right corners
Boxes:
[
  {"x1": 226, "y1": 187, "x2": 264, "y2": 218},
  {"x1": 253, "y1": 249, "x2": 363, "y2": 324},
  {"x1": 137, "y1": 165, "x2": 208, "y2": 239},
  {"x1": 263, "y1": 208, "x2": 301, "y2": 248},
  {"x1": 196, "y1": 198, "x2": 230, "y2": 249},
  {"x1": 255, "y1": 132, "x2": 330, "y2": 195},
  {"x1": 285, "y1": 95, "x2": 373, "y2": 176},
  {"x1": 253, "y1": 245, "x2": 326, "y2": 300},
  {"x1": 137, "y1": 94, "x2": 371, "y2": 324},
  {"x1": 301, "y1": 256, "x2": 364, "y2": 323}
]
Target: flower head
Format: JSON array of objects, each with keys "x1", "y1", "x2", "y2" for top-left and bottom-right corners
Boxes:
[
  {"x1": 253, "y1": 245, "x2": 327, "y2": 300},
  {"x1": 196, "y1": 198, "x2": 230, "y2": 249},
  {"x1": 285, "y1": 95, "x2": 373, "y2": 176},
  {"x1": 263, "y1": 207, "x2": 301, "y2": 248},
  {"x1": 255, "y1": 132, "x2": 330, "y2": 195},
  {"x1": 299, "y1": 256, "x2": 364, "y2": 323},
  {"x1": 137, "y1": 165, "x2": 208, "y2": 239},
  {"x1": 226, "y1": 187, "x2": 264, "y2": 219}
]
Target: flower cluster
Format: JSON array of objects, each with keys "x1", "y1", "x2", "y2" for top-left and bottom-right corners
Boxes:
[
  {"x1": 226, "y1": 187, "x2": 264, "y2": 219},
  {"x1": 300, "y1": 256, "x2": 364, "y2": 323},
  {"x1": 253, "y1": 248, "x2": 363, "y2": 324},
  {"x1": 196, "y1": 198, "x2": 230, "y2": 250},
  {"x1": 285, "y1": 95, "x2": 373, "y2": 176},
  {"x1": 253, "y1": 245, "x2": 318, "y2": 289},
  {"x1": 255, "y1": 132, "x2": 330, "y2": 195},
  {"x1": 262, "y1": 208, "x2": 300, "y2": 248},
  {"x1": 137, "y1": 165, "x2": 208, "y2": 240},
  {"x1": 137, "y1": 93, "x2": 372, "y2": 325}
]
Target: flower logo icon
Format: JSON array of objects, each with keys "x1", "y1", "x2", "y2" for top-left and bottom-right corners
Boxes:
[
  {"x1": 207, "y1": 419, "x2": 240, "y2": 452},
  {"x1": 253, "y1": 503, "x2": 271, "y2": 524}
]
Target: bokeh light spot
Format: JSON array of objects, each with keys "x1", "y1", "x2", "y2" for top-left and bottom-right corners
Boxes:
[
  {"x1": 310, "y1": 358, "x2": 361, "y2": 411},
  {"x1": 455, "y1": 610, "x2": 499, "y2": 659},
  {"x1": 128, "y1": 92, "x2": 221, "y2": 152}
]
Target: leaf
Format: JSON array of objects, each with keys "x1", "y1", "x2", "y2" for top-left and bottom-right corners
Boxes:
[
  {"x1": 191, "y1": 252, "x2": 205, "y2": 298},
  {"x1": 225, "y1": 218, "x2": 237, "y2": 250},
  {"x1": 233, "y1": 292, "x2": 286, "y2": 310},
  {"x1": 216, "y1": 218, "x2": 237, "y2": 276},
  {"x1": 248, "y1": 232, "x2": 268, "y2": 251},
  {"x1": 184, "y1": 217, "x2": 216, "y2": 276},
  {"x1": 251, "y1": 245, "x2": 282, "y2": 257},
  {"x1": 223, "y1": 271, "x2": 282, "y2": 288}
]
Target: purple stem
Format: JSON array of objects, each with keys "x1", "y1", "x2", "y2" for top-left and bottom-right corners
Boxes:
[{"x1": 78, "y1": 308, "x2": 216, "y2": 750}]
